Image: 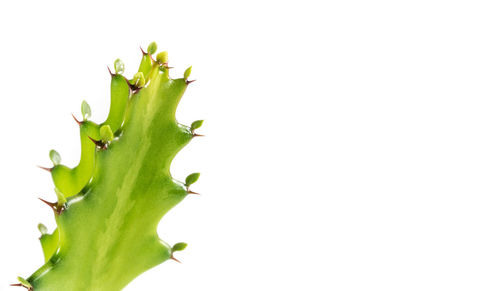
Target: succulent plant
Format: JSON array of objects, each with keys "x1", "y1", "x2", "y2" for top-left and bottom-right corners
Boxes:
[{"x1": 12, "y1": 42, "x2": 202, "y2": 291}]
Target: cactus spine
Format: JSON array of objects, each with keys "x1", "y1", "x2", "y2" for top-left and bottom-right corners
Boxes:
[{"x1": 13, "y1": 42, "x2": 201, "y2": 291}]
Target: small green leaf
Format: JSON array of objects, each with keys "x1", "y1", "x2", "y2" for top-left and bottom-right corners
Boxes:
[
  {"x1": 17, "y1": 277, "x2": 32, "y2": 288},
  {"x1": 100, "y1": 125, "x2": 114, "y2": 143},
  {"x1": 156, "y1": 51, "x2": 168, "y2": 64},
  {"x1": 114, "y1": 59, "x2": 125, "y2": 74},
  {"x1": 54, "y1": 188, "x2": 67, "y2": 206},
  {"x1": 81, "y1": 100, "x2": 91, "y2": 120},
  {"x1": 190, "y1": 120, "x2": 204, "y2": 132},
  {"x1": 38, "y1": 223, "x2": 48, "y2": 235},
  {"x1": 172, "y1": 242, "x2": 188, "y2": 252},
  {"x1": 132, "y1": 72, "x2": 146, "y2": 88},
  {"x1": 147, "y1": 42, "x2": 158, "y2": 55},
  {"x1": 49, "y1": 150, "x2": 61, "y2": 165},
  {"x1": 184, "y1": 66, "x2": 192, "y2": 80},
  {"x1": 185, "y1": 173, "x2": 200, "y2": 187}
]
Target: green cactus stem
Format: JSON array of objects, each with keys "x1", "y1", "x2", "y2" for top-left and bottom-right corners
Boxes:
[{"x1": 15, "y1": 42, "x2": 201, "y2": 291}]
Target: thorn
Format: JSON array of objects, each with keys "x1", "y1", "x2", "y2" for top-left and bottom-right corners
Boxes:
[
  {"x1": 187, "y1": 190, "x2": 200, "y2": 195},
  {"x1": 186, "y1": 79, "x2": 196, "y2": 85},
  {"x1": 72, "y1": 114, "x2": 82, "y2": 126},
  {"x1": 88, "y1": 136, "x2": 107, "y2": 150},
  {"x1": 192, "y1": 133, "x2": 205, "y2": 137},
  {"x1": 124, "y1": 78, "x2": 141, "y2": 94},
  {"x1": 39, "y1": 197, "x2": 56, "y2": 208},
  {"x1": 10, "y1": 284, "x2": 32, "y2": 291},
  {"x1": 39, "y1": 198, "x2": 65, "y2": 215},
  {"x1": 107, "y1": 66, "x2": 115, "y2": 77},
  {"x1": 170, "y1": 255, "x2": 182, "y2": 263},
  {"x1": 38, "y1": 197, "x2": 57, "y2": 211},
  {"x1": 88, "y1": 136, "x2": 99, "y2": 145},
  {"x1": 37, "y1": 165, "x2": 53, "y2": 172}
]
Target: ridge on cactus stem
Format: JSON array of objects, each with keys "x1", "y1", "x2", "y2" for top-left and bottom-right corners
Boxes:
[{"x1": 13, "y1": 42, "x2": 202, "y2": 291}]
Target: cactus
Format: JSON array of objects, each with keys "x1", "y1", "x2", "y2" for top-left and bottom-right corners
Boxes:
[{"x1": 13, "y1": 42, "x2": 202, "y2": 291}]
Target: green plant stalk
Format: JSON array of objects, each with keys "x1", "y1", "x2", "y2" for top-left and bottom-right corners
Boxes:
[{"x1": 16, "y1": 43, "x2": 201, "y2": 291}]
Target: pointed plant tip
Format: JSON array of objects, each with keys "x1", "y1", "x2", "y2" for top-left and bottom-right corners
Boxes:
[
  {"x1": 38, "y1": 223, "x2": 48, "y2": 235},
  {"x1": 185, "y1": 172, "x2": 200, "y2": 187},
  {"x1": 100, "y1": 125, "x2": 114, "y2": 143},
  {"x1": 156, "y1": 51, "x2": 168, "y2": 64},
  {"x1": 172, "y1": 242, "x2": 188, "y2": 252},
  {"x1": 187, "y1": 190, "x2": 200, "y2": 195},
  {"x1": 54, "y1": 188, "x2": 67, "y2": 205},
  {"x1": 147, "y1": 42, "x2": 158, "y2": 55},
  {"x1": 190, "y1": 120, "x2": 204, "y2": 132},
  {"x1": 114, "y1": 59, "x2": 125, "y2": 75},
  {"x1": 132, "y1": 72, "x2": 146, "y2": 88},
  {"x1": 49, "y1": 150, "x2": 61, "y2": 166},
  {"x1": 184, "y1": 66, "x2": 192, "y2": 81},
  {"x1": 81, "y1": 100, "x2": 91, "y2": 121}
]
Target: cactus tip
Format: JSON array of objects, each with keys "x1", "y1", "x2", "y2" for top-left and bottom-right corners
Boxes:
[
  {"x1": 185, "y1": 173, "x2": 200, "y2": 187},
  {"x1": 172, "y1": 242, "x2": 188, "y2": 252},
  {"x1": 114, "y1": 59, "x2": 125, "y2": 75},
  {"x1": 81, "y1": 100, "x2": 91, "y2": 121},
  {"x1": 131, "y1": 72, "x2": 146, "y2": 88},
  {"x1": 183, "y1": 66, "x2": 192, "y2": 80},
  {"x1": 38, "y1": 223, "x2": 48, "y2": 235},
  {"x1": 190, "y1": 120, "x2": 204, "y2": 134},
  {"x1": 147, "y1": 42, "x2": 158, "y2": 55},
  {"x1": 49, "y1": 150, "x2": 61, "y2": 166},
  {"x1": 156, "y1": 51, "x2": 168, "y2": 64},
  {"x1": 100, "y1": 125, "x2": 114, "y2": 143}
]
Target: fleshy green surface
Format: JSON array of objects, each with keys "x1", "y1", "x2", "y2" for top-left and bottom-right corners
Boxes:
[{"x1": 22, "y1": 44, "x2": 200, "y2": 291}]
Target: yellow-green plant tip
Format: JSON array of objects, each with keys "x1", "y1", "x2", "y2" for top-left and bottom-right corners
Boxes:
[
  {"x1": 184, "y1": 66, "x2": 192, "y2": 80},
  {"x1": 49, "y1": 150, "x2": 61, "y2": 165},
  {"x1": 81, "y1": 100, "x2": 91, "y2": 120},
  {"x1": 190, "y1": 120, "x2": 204, "y2": 132},
  {"x1": 100, "y1": 125, "x2": 114, "y2": 143},
  {"x1": 54, "y1": 188, "x2": 67, "y2": 206},
  {"x1": 156, "y1": 51, "x2": 168, "y2": 64},
  {"x1": 172, "y1": 242, "x2": 188, "y2": 252},
  {"x1": 17, "y1": 277, "x2": 32, "y2": 288},
  {"x1": 38, "y1": 223, "x2": 48, "y2": 235},
  {"x1": 185, "y1": 172, "x2": 200, "y2": 187},
  {"x1": 147, "y1": 42, "x2": 158, "y2": 55},
  {"x1": 132, "y1": 72, "x2": 146, "y2": 88},
  {"x1": 114, "y1": 59, "x2": 125, "y2": 74}
]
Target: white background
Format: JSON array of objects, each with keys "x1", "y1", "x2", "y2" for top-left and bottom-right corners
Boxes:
[{"x1": 1, "y1": 0, "x2": 500, "y2": 290}]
